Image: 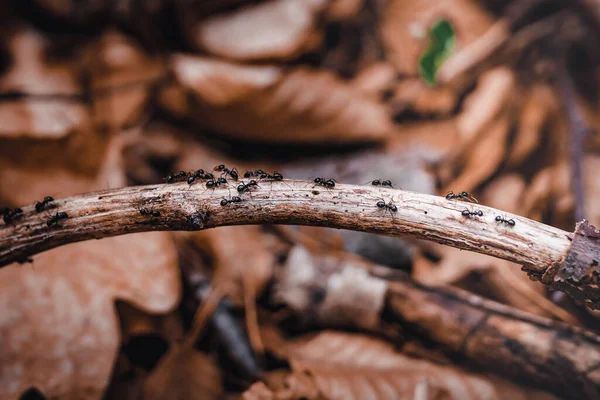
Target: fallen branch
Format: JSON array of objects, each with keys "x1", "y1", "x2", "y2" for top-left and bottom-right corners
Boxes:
[
  {"x1": 0, "y1": 180, "x2": 597, "y2": 307},
  {"x1": 274, "y1": 247, "x2": 600, "y2": 399}
]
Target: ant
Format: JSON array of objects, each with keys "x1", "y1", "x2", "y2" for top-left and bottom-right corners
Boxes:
[
  {"x1": 47, "y1": 211, "x2": 68, "y2": 227},
  {"x1": 376, "y1": 199, "x2": 398, "y2": 217},
  {"x1": 206, "y1": 177, "x2": 228, "y2": 189},
  {"x1": 3, "y1": 208, "x2": 23, "y2": 224},
  {"x1": 165, "y1": 171, "x2": 188, "y2": 184},
  {"x1": 237, "y1": 180, "x2": 259, "y2": 194},
  {"x1": 371, "y1": 179, "x2": 393, "y2": 188},
  {"x1": 446, "y1": 191, "x2": 478, "y2": 203},
  {"x1": 35, "y1": 196, "x2": 54, "y2": 212},
  {"x1": 140, "y1": 207, "x2": 161, "y2": 217},
  {"x1": 244, "y1": 169, "x2": 265, "y2": 178},
  {"x1": 187, "y1": 169, "x2": 214, "y2": 186},
  {"x1": 495, "y1": 215, "x2": 516, "y2": 226},
  {"x1": 313, "y1": 177, "x2": 336, "y2": 188},
  {"x1": 461, "y1": 208, "x2": 483, "y2": 218},
  {"x1": 214, "y1": 164, "x2": 239, "y2": 181},
  {"x1": 220, "y1": 196, "x2": 243, "y2": 206},
  {"x1": 259, "y1": 171, "x2": 284, "y2": 181}
]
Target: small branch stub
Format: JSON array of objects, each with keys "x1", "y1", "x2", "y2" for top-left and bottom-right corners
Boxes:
[{"x1": 529, "y1": 220, "x2": 600, "y2": 309}]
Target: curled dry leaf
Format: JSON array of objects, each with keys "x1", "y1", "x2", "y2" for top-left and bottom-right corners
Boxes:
[
  {"x1": 380, "y1": 0, "x2": 495, "y2": 75},
  {"x1": 441, "y1": 109, "x2": 510, "y2": 193},
  {"x1": 81, "y1": 30, "x2": 165, "y2": 130},
  {"x1": 162, "y1": 56, "x2": 393, "y2": 143},
  {"x1": 456, "y1": 67, "x2": 514, "y2": 143},
  {"x1": 507, "y1": 84, "x2": 558, "y2": 166},
  {"x1": 142, "y1": 345, "x2": 222, "y2": 400},
  {"x1": 0, "y1": 27, "x2": 88, "y2": 139},
  {"x1": 247, "y1": 331, "x2": 556, "y2": 400},
  {"x1": 0, "y1": 136, "x2": 180, "y2": 399},
  {"x1": 184, "y1": 0, "x2": 328, "y2": 61}
]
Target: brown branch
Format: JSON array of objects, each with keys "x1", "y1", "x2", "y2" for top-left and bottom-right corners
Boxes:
[
  {"x1": 0, "y1": 180, "x2": 595, "y2": 306},
  {"x1": 273, "y1": 249, "x2": 600, "y2": 399}
]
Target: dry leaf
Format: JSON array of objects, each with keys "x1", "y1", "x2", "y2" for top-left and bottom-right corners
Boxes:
[
  {"x1": 142, "y1": 345, "x2": 222, "y2": 400},
  {"x1": 456, "y1": 67, "x2": 514, "y2": 143},
  {"x1": 0, "y1": 135, "x2": 180, "y2": 399},
  {"x1": 0, "y1": 232, "x2": 180, "y2": 400},
  {"x1": 250, "y1": 331, "x2": 556, "y2": 400},
  {"x1": 162, "y1": 57, "x2": 393, "y2": 143},
  {"x1": 381, "y1": 0, "x2": 495, "y2": 75},
  {"x1": 81, "y1": 30, "x2": 165, "y2": 130},
  {"x1": 507, "y1": 84, "x2": 558, "y2": 166},
  {"x1": 0, "y1": 27, "x2": 88, "y2": 139},
  {"x1": 185, "y1": 0, "x2": 328, "y2": 61}
]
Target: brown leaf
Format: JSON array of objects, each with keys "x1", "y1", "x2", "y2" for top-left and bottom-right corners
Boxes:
[
  {"x1": 381, "y1": 0, "x2": 495, "y2": 75},
  {"x1": 250, "y1": 331, "x2": 556, "y2": 400},
  {"x1": 162, "y1": 57, "x2": 393, "y2": 143},
  {"x1": 0, "y1": 27, "x2": 88, "y2": 139},
  {"x1": 143, "y1": 345, "x2": 222, "y2": 400},
  {"x1": 183, "y1": 0, "x2": 327, "y2": 61},
  {"x1": 0, "y1": 136, "x2": 180, "y2": 399},
  {"x1": 81, "y1": 30, "x2": 165, "y2": 130}
]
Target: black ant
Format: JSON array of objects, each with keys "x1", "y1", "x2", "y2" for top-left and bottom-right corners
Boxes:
[
  {"x1": 187, "y1": 169, "x2": 214, "y2": 186},
  {"x1": 376, "y1": 199, "x2": 398, "y2": 216},
  {"x1": 461, "y1": 208, "x2": 483, "y2": 218},
  {"x1": 35, "y1": 196, "x2": 54, "y2": 212},
  {"x1": 259, "y1": 171, "x2": 284, "y2": 181},
  {"x1": 495, "y1": 215, "x2": 516, "y2": 226},
  {"x1": 206, "y1": 177, "x2": 228, "y2": 189},
  {"x1": 244, "y1": 169, "x2": 265, "y2": 178},
  {"x1": 214, "y1": 164, "x2": 239, "y2": 181},
  {"x1": 165, "y1": 171, "x2": 188, "y2": 184},
  {"x1": 140, "y1": 207, "x2": 161, "y2": 217},
  {"x1": 313, "y1": 177, "x2": 336, "y2": 188},
  {"x1": 47, "y1": 211, "x2": 68, "y2": 227},
  {"x1": 371, "y1": 179, "x2": 393, "y2": 187},
  {"x1": 446, "y1": 191, "x2": 478, "y2": 203},
  {"x1": 237, "y1": 180, "x2": 259, "y2": 194},
  {"x1": 3, "y1": 208, "x2": 23, "y2": 224},
  {"x1": 220, "y1": 196, "x2": 243, "y2": 206}
]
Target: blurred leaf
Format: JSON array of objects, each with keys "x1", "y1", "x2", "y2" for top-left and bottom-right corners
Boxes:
[{"x1": 418, "y1": 19, "x2": 456, "y2": 86}]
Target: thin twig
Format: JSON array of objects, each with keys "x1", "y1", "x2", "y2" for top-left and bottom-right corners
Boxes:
[{"x1": 0, "y1": 180, "x2": 570, "y2": 271}]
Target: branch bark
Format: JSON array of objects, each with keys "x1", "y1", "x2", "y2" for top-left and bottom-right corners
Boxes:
[{"x1": 0, "y1": 180, "x2": 595, "y2": 307}]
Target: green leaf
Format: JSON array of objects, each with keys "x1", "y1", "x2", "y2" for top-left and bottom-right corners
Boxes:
[{"x1": 418, "y1": 19, "x2": 456, "y2": 86}]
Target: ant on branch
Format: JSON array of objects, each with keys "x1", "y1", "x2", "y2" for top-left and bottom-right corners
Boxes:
[
  {"x1": 140, "y1": 207, "x2": 160, "y2": 217},
  {"x1": 446, "y1": 191, "x2": 478, "y2": 203},
  {"x1": 165, "y1": 171, "x2": 188, "y2": 184},
  {"x1": 35, "y1": 196, "x2": 54, "y2": 212},
  {"x1": 187, "y1": 169, "x2": 214, "y2": 186},
  {"x1": 259, "y1": 171, "x2": 283, "y2": 181},
  {"x1": 495, "y1": 215, "x2": 516, "y2": 226},
  {"x1": 376, "y1": 199, "x2": 398, "y2": 217},
  {"x1": 220, "y1": 196, "x2": 243, "y2": 206},
  {"x1": 371, "y1": 179, "x2": 393, "y2": 188},
  {"x1": 206, "y1": 177, "x2": 228, "y2": 189},
  {"x1": 47, "y1": 211, "x2": 68, "y2": 227},
  {"x1": 3, "y1": 208, "x2": 23, "y2": 224},
  {"x1": 237, "y1": 180, "x2": 259, "y2": 194},
  {"x1": 244, "y1": 169, "x2": 265, "y2": 178},
  {"x1": 461, "y1": 208, "x2": 483, "y2": 218},
  {"x1": 313, "y1": 177, "x2": 336, "y2": 189},
  {"x1": 214, "y1": 164, "x2": 239, "y2": 181}
]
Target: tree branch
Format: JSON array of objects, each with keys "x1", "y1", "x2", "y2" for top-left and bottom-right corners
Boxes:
[{"x1": 0, "y1": 180, "x2": 589, "y2": 305}]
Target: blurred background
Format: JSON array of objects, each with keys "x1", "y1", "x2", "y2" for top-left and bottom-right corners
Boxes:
[{"x1": 0, "y1": 0, "x2": 598, "y2": 399}]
